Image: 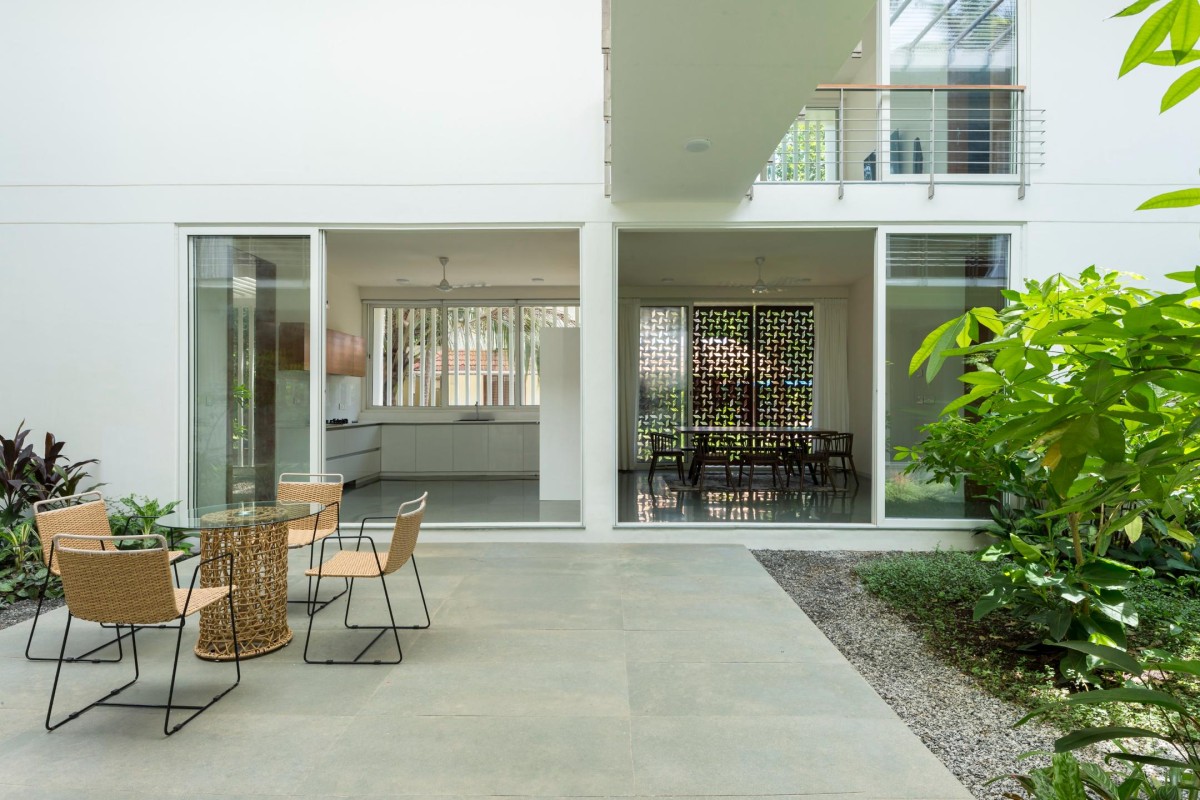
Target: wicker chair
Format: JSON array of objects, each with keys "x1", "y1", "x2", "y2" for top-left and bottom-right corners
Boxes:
[
  {"x1": 303, "y1": 492, "x2": 431, "y2": 665},
  {"x1": 277, "y1": 473, "x2": 345, "y2": 614},
  {"x1": 45, "y1": 534, "x2": 240, "y2": 736},
  {"x1": 27, "y1": 492, "x2": 186, "y2": 663}
]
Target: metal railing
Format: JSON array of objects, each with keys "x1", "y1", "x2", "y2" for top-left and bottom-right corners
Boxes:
[{"x1": 759, "y1": 85, "x2": 1045, "y2": 199}]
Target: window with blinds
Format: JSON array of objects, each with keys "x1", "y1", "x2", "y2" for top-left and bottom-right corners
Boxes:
[
  {"x1": 369, "y1": 302, "x2": 578, "y2": 408},
  {"x1": 886, "y1": 233, "x2": 1009, "y2": 282}
]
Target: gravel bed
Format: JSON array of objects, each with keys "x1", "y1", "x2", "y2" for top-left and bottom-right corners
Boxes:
[
  {"x1": 0, "y1": 597, "x2": 64, "y2": 631},
  {"x1": 753, "y1": 549, "x2": 1066, "y2": 800}
]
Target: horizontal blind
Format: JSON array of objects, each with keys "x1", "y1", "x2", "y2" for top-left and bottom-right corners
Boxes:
[{"x1": 886, "y1": 233, "x2": 1009, "y2": 281}]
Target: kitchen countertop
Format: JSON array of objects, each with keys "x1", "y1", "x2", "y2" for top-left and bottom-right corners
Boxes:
[{"x1": 326, "y1": 420, "x2": 539, "y2": 431}]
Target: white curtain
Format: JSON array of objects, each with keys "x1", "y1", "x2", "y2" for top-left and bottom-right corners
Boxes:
[
  {"x1": 617, "y1": 299, "x2": 641, "y2": 470},
  {"x1": 815, "y1": 299, "x2": 849, "y2": 433}
]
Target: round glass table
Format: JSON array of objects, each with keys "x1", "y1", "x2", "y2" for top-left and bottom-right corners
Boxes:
[{"x1": 157, "y1": 501, "x2": 324, "y2": 661}]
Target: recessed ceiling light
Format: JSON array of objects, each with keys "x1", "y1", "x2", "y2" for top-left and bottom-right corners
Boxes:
[
  {"x1": 395, "y1": 277, "x2": 409, "y2": 284},
  {"x1": 684, "y1": 138, "x2": 711, "y2": 153},
  {"x1": 531, "y1": 277, "x2": 545, "y2": 283},
  {"x1": 660, "y1": 278, "x2": 675, "y2": 283}
]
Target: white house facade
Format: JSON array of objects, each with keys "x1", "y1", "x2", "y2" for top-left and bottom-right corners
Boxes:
[{"x1": 3, "y1": 0, "x2": 1197, "y2": 546}]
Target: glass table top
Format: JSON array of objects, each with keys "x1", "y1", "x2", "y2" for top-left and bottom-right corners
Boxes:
[{"x1": 155, "y1": 501, "x2": 324, "y2": 530}]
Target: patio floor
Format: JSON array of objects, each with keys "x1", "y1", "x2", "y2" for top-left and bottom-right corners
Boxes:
[{"x1": 0, "y1": 543, "x2": 969, "y2": 799}]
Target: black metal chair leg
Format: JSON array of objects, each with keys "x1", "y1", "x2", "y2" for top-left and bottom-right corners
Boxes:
[
  {"x1": 27, "y1": 580, "x2": 128, "y2": 664},
  {"x1": 46, "y1": 617, "x2": 140, "y2": 732}
]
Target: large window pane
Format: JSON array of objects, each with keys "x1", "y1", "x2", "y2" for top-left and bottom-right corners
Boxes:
[
  {"x1": 371, "y1": 306, "x2": 441, "y2": 407},
  {"x1": 522, "y1": 305, "x2": 580, "y2": 406},
  {"x1": 885, "y1": 233, "x2": 1007, "y2": 519},
  {"x1": 191, "y1": 236, "x2": 310, "y2": 506}
]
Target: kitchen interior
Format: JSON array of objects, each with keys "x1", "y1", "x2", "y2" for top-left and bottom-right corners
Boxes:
[{"x1": 323, "y1": 229, "x2": 582, "y2": 526}]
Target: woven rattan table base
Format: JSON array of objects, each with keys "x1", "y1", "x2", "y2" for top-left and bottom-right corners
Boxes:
[{"x1": 195, "y1": 517, "x2": 292, "y2": 661}]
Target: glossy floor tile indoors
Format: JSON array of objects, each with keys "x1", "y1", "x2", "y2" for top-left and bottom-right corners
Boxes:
[
  {"x1": 342, "y1": 479, "x2": 581, "y2": 525},
  {"x1": 618, "y1": 471, "x2": 873, "y2": 524},
  {"x1": 0, "y1": 543, "x2": 969, "y2": 799}
]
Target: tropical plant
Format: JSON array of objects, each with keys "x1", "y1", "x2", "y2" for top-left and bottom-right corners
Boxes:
[
  {"x1": 909, "y1": 268, "x2": 1200, "y2": 673},
  {"x1": 0, "y1": 520, "x2": 59, "y2": 604},
  {"x1": 0, "y1": 421, "x2": 99, "y2": 528},
  {"x1": 1007, "y1": 641, "x2": 1200, "y2": 799},
  {"x1": 107, "y1": 494, "x2": 191, "y2": 554},
  {"x1": 1113, "y1": 0, "x2": 1200, "y2": 210}
]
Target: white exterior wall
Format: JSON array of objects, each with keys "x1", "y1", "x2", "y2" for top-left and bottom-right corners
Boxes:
[{"x1": 2, "y1": 0, "x2": 1198, "y2": 533}]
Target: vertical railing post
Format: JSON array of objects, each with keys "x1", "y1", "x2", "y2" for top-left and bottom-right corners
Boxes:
[
  {"x1": 1019, "y1": 89, "x2": 1028, "y2": 200},
  {"x1": 928, "y1": 88, "x2": 936, "y2": 199},
  {"x1": 838, "y1": 88, "x2": 845, "y2": 199}
]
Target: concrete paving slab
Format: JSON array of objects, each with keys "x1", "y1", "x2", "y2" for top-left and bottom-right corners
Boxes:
[{"x1": 0, "y1": 542, "x2": 970, "y2": 799}]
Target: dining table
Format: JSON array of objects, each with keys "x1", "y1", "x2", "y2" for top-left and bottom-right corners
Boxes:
[
  {"x1": 676, "y1": 425, "x2": 836, "y2": 487},
  {"x1": 155, "y1": 500, "x2": 324, "y2": 661}
]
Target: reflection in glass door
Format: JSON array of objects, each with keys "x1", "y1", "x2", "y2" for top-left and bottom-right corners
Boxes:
[{"x1": 190, "y1": 236, "x2": 312, "y2": 505}]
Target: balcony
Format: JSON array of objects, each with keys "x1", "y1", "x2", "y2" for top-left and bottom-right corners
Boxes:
[{"x1": 758, "y1": 85, "x2": 1045, "y2": 198}]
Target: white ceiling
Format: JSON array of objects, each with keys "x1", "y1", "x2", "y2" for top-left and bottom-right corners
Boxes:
[
  {"x1": 619, "y1": 229, "x2": 875, "y2": 287},
  {"x1": 608, "y1": 0, "x2": 876, "y2": 202},
  {"x1": 325, "y1": 229, "x2": 580, "y2": 289}
]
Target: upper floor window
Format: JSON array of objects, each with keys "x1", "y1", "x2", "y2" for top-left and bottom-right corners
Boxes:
[
  {"x1": 889, "y1": 0, "x2": 1017, "y2": 85},
  {"x1": 369, "y1": 302, "x2": 579, "y2": 408}
]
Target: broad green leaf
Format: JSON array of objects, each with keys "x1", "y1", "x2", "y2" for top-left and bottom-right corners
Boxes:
[
  {"x1": 1050, "y1": 753, "x2": 1088, "y2": 800},
  {"x1": 1027, "y1": 348, "x2": 1054, "y2": 375},
  {"x1": 1052, "y1": 640, "x2": 1143, "y2": 673},
  {"x1": 1122, "y1": 0, "x2": 1185, "y2": 76},
  {"x1": 1062, "y1": 685, "x2": 1186, "y2": 712},
  {"x1": 1125, "y1": 515, "x2": 1144, "y2": 543},
  {"x1": 1106, "y1": 752, "x2": 1198, "y2": 770},
  {"x1": 1010, "y1": 533, "x2": 1042, "y2": 562},
  {"x1": 959, "y1": 370, "x2": 1003, "y2": 386},
  {"x1": 1167, "y1": 522, "x2": 1197, "y2": 546},
  {"x1": 1096, "y1": 417, "x2": 1127, "y2": 463},
  {"x1": 1162, "y1": 63, "x2": 1200, "y2": 108},
  {"x1": 1144, "y1": 47, "x2": 1200, "y2": 62},
  {"x1": 1137, "y1": 187, "x2": 1200, "y2": 208},
  {"x1": 1078, "y1": 559, "x2": 1138, "y2": 587},
  {"x1": 973, "y1": 590, "x2": 1005, "y2": 621},
  {"x1": 1059, "y1": 417, "x2": 1101, "y2": 458},
  {"x1": 1171, "y1": 0, "x2": 1200, "y2": 56},
  {"x1": 1152, "y1": 657, "x2": 1200, "y2": 676},
  {"x1": 1115, "y1": 0, "x2": 1166, "y2": 16},
  {"x1": 938, "y1": 385, "x2": 992, "y2": 415},
  {"x1": 909, "y1": 317, "x2": 958, "y2": 376},
  {"x1": 1055, "y1": 725, "x2": 1171, "y2": 752}
]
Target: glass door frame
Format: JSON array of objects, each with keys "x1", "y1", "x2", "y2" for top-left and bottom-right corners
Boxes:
[
  {"x1": 873, "y1": 223, "x2": 1024, "y2": 528},
  {"x1": 176, "y1": 226, "x2": 325, "y2": 506}
]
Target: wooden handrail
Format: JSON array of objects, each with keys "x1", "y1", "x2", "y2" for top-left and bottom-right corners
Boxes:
[{"x1": 816, "y1": 83, "x2": 1025, "y2": 91}]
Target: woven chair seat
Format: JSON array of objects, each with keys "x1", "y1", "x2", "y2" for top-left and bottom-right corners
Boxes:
[
  {"x1": 305, "y1": 550, "x2": 390, "y2": 579},
  {"x1": 175, "y1": 586, "x2": 233, "y2": 618},
  {"x1": 286, "y1": 526, "x2": 338, "y2": 549}
]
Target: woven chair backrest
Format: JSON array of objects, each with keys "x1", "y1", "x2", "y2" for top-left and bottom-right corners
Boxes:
[
  {"x1": 53, "y1": 534, "x2": 177, "y2": 625},
  {"x1": 385, "y1": 493, "x2": 427, "y2": 574},
  {"x1": 278, "y1": 474, "x2": 343, "y2": 532},
  {"x1": 648, "y1": 432, "x2": 678, "y2": 453},
  {"x1": 34, "y1": 493, "x2": 112, "y2": 574}
]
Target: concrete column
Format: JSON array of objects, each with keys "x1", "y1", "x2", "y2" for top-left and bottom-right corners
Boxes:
[{"x1": 579, "y1": 222, "x2": 616, "y2": 534}]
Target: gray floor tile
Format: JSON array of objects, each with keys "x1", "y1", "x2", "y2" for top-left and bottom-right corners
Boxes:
[
  {"x1": 623, "y1": 625, "x2": 845, "y2": 663},
  {"x1": 628, "y1": 661, "x2": 896, "y2": 718},
  {"x1": 631, "y1": 715, "x2": 972, "y2": 799},
  {"x1": 365, "y1": 660, "x2": 630, "y2": 716},
  {"x1": 308, "y1": 715, "x2": 634, "y2": 796},
  {"x1": 407, "y1": 627, "x2": 625, "y2": 663}
]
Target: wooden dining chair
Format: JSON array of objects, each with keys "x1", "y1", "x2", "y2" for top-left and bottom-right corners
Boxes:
[
  {"x1": 647, "y1": 432, "x2": 685, "y2": 486},
  {"x1": 820, "y1": 433, "x2": 859, "y2": 487},
  {"x1": 737, "y1": 433, "x2": 783, "y2": 490}
]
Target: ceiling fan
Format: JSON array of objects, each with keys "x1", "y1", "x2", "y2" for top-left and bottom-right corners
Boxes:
[
  {"x1": 433, "y1": 256, "x2": 486, "y2": 293},
  {"x1": 750, "y1": 255, "x2": 791, "y2": 295}
]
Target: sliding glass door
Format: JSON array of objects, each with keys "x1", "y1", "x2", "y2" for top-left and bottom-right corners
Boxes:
[{"x1": 189, "y1": 234, "x2": 317, "y2": 506}]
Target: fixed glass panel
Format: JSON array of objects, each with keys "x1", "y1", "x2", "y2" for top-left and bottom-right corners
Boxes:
[
  {"x1": 636, "y1": 306, "x2": 687, "y2": 461},
  {"x1": 884, "y1": 233, "x2": 1008, "y2": 519},
  {"x1": 191, "y1": 236, "x2": 311, "y2": 506},
  {"x1": 445, "y1": 306, "x2": 517, "y2": 407},
  {"x1": 522, "y1": 305, "x2": 580, "y2": 406},
  {"x1": 763, "y1": 108, "x2": 839, "y2": 182},
  {"x1": 371, "y1": 306, "x2": 442, "y2": 407},
  {"x1": 889, "y1": 0, "x2": 1017, "y2": 176}
]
